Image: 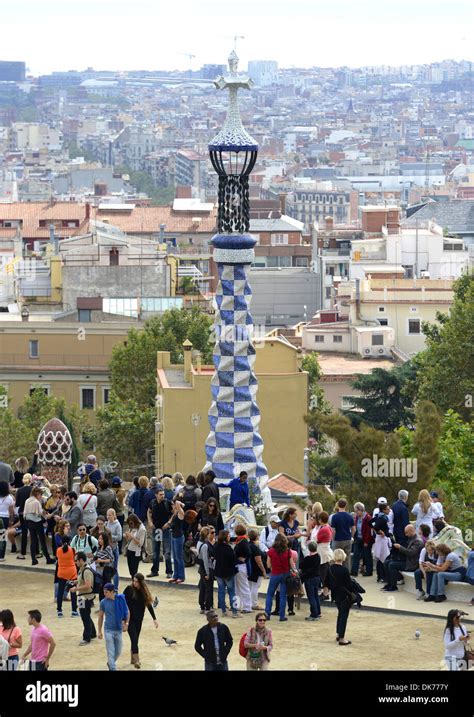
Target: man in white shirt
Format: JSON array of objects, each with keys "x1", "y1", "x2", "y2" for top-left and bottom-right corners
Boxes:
[
  {"x1": 259, "y1": 516, "x2": 280, "y2": 553},
  {"x1": 430, "y1": 492, "x2": 444, "y2": 520}
]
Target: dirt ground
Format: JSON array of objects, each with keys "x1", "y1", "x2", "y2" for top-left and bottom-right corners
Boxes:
[{"x1": 1, "y1": 570, "x2": 450, "y2": 671}]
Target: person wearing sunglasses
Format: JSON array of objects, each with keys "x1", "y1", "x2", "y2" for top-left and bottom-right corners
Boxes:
[
  {"x1": 197, "y1": 498, "x2": 224, "y2": 533},
  {"x1": 196, "y1": 527, "x2": 216, "y2": 614},
  {"x1": 243, "y1": 613, "x2": 273, "y2": 671}
]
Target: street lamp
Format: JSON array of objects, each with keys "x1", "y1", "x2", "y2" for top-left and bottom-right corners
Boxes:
[{"x1": 191, "y1": 413, "x2": 201, "y2": 470}]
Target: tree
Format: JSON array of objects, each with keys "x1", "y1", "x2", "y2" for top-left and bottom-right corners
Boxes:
[
  {"x1": 94, "y1": 393, "x2": 155, "y2": 469},
  {"x1": 110, "y1": 307, "x2": 213, "y2": 408},
  {"x1": 415, "y1": 273, "x2": 474, "y2": 420},
  {"x1": 344, "y1": 363, "x2": 416, "y2": 432}
]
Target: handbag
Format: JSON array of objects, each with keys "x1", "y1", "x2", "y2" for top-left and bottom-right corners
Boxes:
[{"x1": 285, "y1": 551, "x2": 301, "y2": 596}]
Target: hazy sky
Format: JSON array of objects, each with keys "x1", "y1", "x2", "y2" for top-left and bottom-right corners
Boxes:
[{"x1": 2, "y1": 0, "x2": 473, "y2": 75}]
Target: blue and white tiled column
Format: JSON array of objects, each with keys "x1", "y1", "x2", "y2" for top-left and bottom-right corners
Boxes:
[{"x1": 204, "y1": 234, "x2": 268, "y2": 484}]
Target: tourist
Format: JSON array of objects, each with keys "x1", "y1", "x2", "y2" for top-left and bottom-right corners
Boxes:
[
  {"x1": 418, "y1": 524, "x2": 432, "y2": 545},
  {"x1": 161, "y1": 476, "x2": 175, "y2": 502},
  {"x1": 443, "y1": 609, "x2": 470, "y2": 671},
  {"x1": 98, "y1": 583, "x2": 129, "y2": 671},
  {"x1": 70, "y1": 551, "x2": 97, "y2": 645},
  {"x1": 21, "y1": 609, "x2": 55, "y2": 671},
  {"x1": 327, "y1": 549, "x2": 353, "y2": 645},
  {"x1": 330, "y1": 499, "x2": 354, "y2": 571},
  {"x1": 197, "y1": 527, "x2": 216, "y2": 613},
  {"x1": 126, "y1": 477, "x2": 140, "y2": 509},
  {"x1": 91, "y1": 515, "x2": 107, "y2": 541},
  {"x1": 12, "y1": 455, "x2": 36, "y2": 489},
  {"x1": 53, "y1": 520, "x2": 71, "y2": 601},
  {"x1": 124, "y1": 573, "x2": 158, "y2": 668},
  {"x1": 56, "y1": 536, "x2": 79, "y2": 618},
  {"x1": 97, "y1": 479, "x2": 120, "y2": 518},
  {"x1": 301, "y1": 541, "x2": 321, "y2": 621},
  {"x1": 111, "y1": 476, "x2": 126, "y2": 552},
  {"x1": 259, "y1": 515, "x2": 281, "y2": 554},
  {"x1": 201, "y1": 469, "x2": 220, "y2": 503},
  {"x1": 272, "y1": 539, "x2": 299, "y2": 617},
  {"x1": 141, "y1": 477, "x2": 160, "y2": 559},
  {"x1": 234, "y1": 523, "x2": 252, "y2": 614},
  {"x1": 0, "y1": 609, "x2": 22, "y2": 670},
  {"x1": 44, "y1": 485, "x2": 61, "y2": 543},
  {"x1": 168, "y1": 500, "x2": 186, "y2": 584},
  {"x1": 411, "y1": 489, "x2": 436, "y2": 537},
  {"x1": 382, "y1": 524, "x2": 423, "y2": 592},
  {"x1": 70, "y1": 523, "x2": 98, "y2": 561},
  {"x1": 243, "y1": 612, "x2": 273, "y2": 671},
  {"x1": 106, "y1": 509, "x2": 122, "y2": 589},
  {"x1": 415, "y1": 539, "x2": 437, "y2": 600},
  {"x1": 279, "y1": 507, "x2": 303, "y2": 553},
  {"x1": 196, "y1": 471, "x2": 206, "y2": 490},
  {"x1": 78, "y1": 455, "x2": 102, "y2": 488},
  {"x1": 370, "y1": 503, "x2": 392, "y2": 583},
  {"x1": 197, "y1": 497, "x2": 224, "y2": 533},
  {"x1": 61, "y1": 492, "x2": 83, "y2": 538},
  {"x1": 78, "y1": 482, "x2": 98, "y2": 530},
  {"x1": 147, "y1": 487, "x2": 173, "y2": 578},
  {"x1": 221, "y1": 471, "x2": 250, "y2": 509},
  {"x1": 316, "y1": 511, "x2": 333, "y2": 601},
  {"x1": 391, "y1": 490, "x2": 410, "y2": 546},
  {"x1": 350, "y1": 502, "x2": 373, "y2": 577},
  {"x1": 430, "y1": 491, "x2": 445, "y2": 521},
  {"x1": 372, "y1": 497, "x2": 394, "y2": 534},
  {"x1": 264, "y1": 533, "x2": 296, "y2": 622},
  {"x1": 6, "y1": 514, "x2": 21, "y2": 555},
  {"x1": 248, "y1": 528, "x2": 267, "y2": 610},
  {"x1": 182, "y1": 475, "x2": 202, "y2": 512},
  {"x1": 95, "y1": 531, "x2": 115, "y2": 598},
  {"x1": 172, "y1": 472, "x2": 185, "y2": 496},
  {"x1": 214, "y1": 529, "x2": 239, "y2": 617},
  {"x1": 24, "y1": 486, "x2": 55, "y2": 565},
  {"x1": 194, "y1": 609, "x2": 233, "y2": 671},
  {"x1": 423, "y1": 544, "x2": 466, "y2": 603},
  {"x1": 125, "y1": 514, "x2": 146, "y2": 578},
  {"x1": 0, "y1": 481, "x2": 14, "y2": 561},
  {"x1": 14, "y1": 473, "x2": 32, "y2": 560}
]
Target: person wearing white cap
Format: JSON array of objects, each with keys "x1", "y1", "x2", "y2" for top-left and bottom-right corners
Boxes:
[
  {"x1": 372, "y1": 497, "x2": 394, "y2": 534},
  {"x1": 259, "y1": 516, "x2": 280, "y2": 554}
]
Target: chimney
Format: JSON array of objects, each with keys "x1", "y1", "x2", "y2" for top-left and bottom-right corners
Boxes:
[
  {"x1": 279, "y1": 193, "x2": 286, "y2": 215},
  {"x1": 183, "y1": 339, "x2": 193, "y2": 381},
  {"x1": 85, "y1": 203, "x2": 91, "y2": 220},
  {"x1": 325, "y1": 216, "x2": 334, "y2": 230}
]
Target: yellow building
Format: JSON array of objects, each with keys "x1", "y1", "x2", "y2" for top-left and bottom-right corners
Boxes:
[
  {"x1": 155, "y1": 338, "x2": 309, "y2": 481},
  {"x1": 0, "y1": 321, "x2": 135, "y2": 413}
]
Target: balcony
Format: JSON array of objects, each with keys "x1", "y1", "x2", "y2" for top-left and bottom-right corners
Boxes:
[{"x1": 320, "y1": 248, "x2": 351, "y2": 257}]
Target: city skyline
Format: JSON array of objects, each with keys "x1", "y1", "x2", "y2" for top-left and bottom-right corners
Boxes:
[{"x1": 1, "y1": 0, "x2": 472, "y2": 75}]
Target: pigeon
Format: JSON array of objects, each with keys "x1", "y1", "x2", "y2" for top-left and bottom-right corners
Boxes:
[
  {"x1": 415, "y1": 630, "x2": 421, "y2": 639},
  {"x1": 162, "y1": 637, "x2": 177, "y2": 646},
  {"x1": 152, "y1": 596, "x2": 159, "y2": 609}
]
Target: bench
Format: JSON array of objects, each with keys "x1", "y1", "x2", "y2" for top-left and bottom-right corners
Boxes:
[{"x1": 401, "y1": 571, "x2": 474, "y2": 603}]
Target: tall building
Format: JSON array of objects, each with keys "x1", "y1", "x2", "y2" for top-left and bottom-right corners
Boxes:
[
  {"x1": 247, "y1": 60, "x2": 278, "y2": 87},
  {"x1": 0, "y1": 61, "x2": 26, "y2": 82}
]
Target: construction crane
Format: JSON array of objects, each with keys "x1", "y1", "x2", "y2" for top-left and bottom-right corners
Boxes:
[
  {"x1": 178, "y1": 53, "x2": 196, "y2": 78},
  {"x1": 223, "y1": 35, "x2": 245, "y2": 51}
]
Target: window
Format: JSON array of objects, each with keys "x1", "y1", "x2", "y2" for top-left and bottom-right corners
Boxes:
[
  {"x1": 29, "y1": 385, "x2": 49, "y2": 397},
  {"x1": 372, "y1": 334, "x2": 384, "y2": 346},
  {"x1": 295, "y1": 257, "x2": 309, "y2": 267},
  {"x1": 29, "y1": 340, "x2": 39, "y2": 358},
  {"x1": 378, "y1": 306, "x2": 385, "y2": 312},
  {"x1": 81, "y1": 387, "x2": 95, "y2": 410},
  {"x1": 271, "y1": 233, "x2": 289, "y2": 245},
  {"x1": 341, "y1": 395, "x2": 356, "y2": 409},
  {"x1": 325, "y1": 287, "x2": 331, "y2": 299},
  {"x1": 102, "y1": 387, "x2": 111, "y2": 405},
  {"x1": 403, "y1": 265, "x2": 413, "y2": 279},
  {"x1": 379, "y1": 319, "x2": 388, "y2": 326},
  {"x1": 315, "y1": 335, "x2": 324, "y2": 343},
  {"x1": 333, "y1": 335, "x2": 343, "y2": 343},
  {"x1": 109, "y1": 249, "x2": 119, "y2": 266},
  {"x1": 78, "y1": 309, "x2": 91, "y2": 323},
  {"x1": 408, "y1": 319, "x2": 421, "y2": 335}
]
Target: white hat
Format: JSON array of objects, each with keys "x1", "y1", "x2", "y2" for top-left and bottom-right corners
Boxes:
[
  {"x1": 377, "y1": 497, "x2": 388, "y2": 505},
  {"x1": 269, "y1": 515, "x2": 280, "y2": 524}
]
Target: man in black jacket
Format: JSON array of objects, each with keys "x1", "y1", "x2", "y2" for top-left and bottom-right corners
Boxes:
[
  {"x1": 194, "y1": 610, "x2": 233, "y2": 671},
  {"x1": 381, "y1": 525, "x2": 423, "y2": 592},
  {"x1": 202, "y1": 471, "x2": 220, "y2": 504}
]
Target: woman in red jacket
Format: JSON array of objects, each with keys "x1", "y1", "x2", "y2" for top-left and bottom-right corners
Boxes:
[
  {"x1": 351, "y1": 502, "x2": 374, "y2": 577},
  {"x1": 56, "y1": 536, "x2": 79, "y2": 618}
]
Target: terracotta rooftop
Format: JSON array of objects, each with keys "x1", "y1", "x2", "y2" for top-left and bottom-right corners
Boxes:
[
  {"x1": 268, "y1": 473, "x2": 305, "y2": 494},
  {"x1": 316, "y1": 352, "x2": 396, "y2": 376}
]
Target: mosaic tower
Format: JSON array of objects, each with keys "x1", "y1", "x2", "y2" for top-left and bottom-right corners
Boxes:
[{"x1": 203, "y1": 51, "x2": 268, "y2": 487}]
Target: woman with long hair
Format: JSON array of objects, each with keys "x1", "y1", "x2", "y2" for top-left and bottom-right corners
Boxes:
[
  {"x1": 316, "y1": 511, "x2": 333, "y2": 601},
  {"x1": 412, "y1": 489, "x2": 436, "y2": 537},
  {"x1": 44, "y1": 484, "x2": 61, "y2": 545},
  {"x1": 95, "y1": 530, "x2": 115, "y2": 597},
  {"x1": 161, "y1": 476, "x2": 175, "y2": 502},
  {"x1": 53, "y1": 520, "x2": 71, "y2": 601},
  {"x1": 78, "y1": 481, "x2": 98, "y2": 530},
  {"x1": 0, "y1": 481, "x2": 14, "y2": 561},
  {"x1": 443, "y1": 609, "x2": 470, "y2": 671},
  {"x1": 124, "y1": 573, "x2": 158, "y2": 668},
  {"x1": 213, "y1": 529, "x2": 239, "y2": 617},
  {"x1": 234, "y1": 523, "x2": 252, "y2": 614},
  {"x1": 264, "y1": 533, "x2": 297, "y2": 622},
  {"x1": 106, "y1": 508, "x2": 122, "y2": 589},
  {"x1": 168, "y1": 500, "x2": 186, "y2": 584},
  {"x1": 198, "y1": 497, "x2": 224, "y2": 533},
  {"x1": 278, "y1": 507, "x2": 303, "y2": 553},
  {"x1": 0, "y1": 609, "x2": 23, "y2": 671},
  {"x1": 243, "y1": 612, "x2": 273, "y2": 671},
  {"x1": 56, "y1": 536, "x2": 79, "y2": 618},
  {"x1": 125, "y1": 514, "x2": 146, "y2": 578},
  {"x1": 172, "y1": 472, "x2": 185, "y2": 496},
  {"x1": 13, "y1": 455, "x2": 36, "y2": 490},
  {"x1": 248, "y1": 529, "x2": 267, "y2": 611}
]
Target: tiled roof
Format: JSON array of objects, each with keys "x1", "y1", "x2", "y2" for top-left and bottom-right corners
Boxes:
[
  {"x1": 403, "y1": 199, "x2": 474, "y2": 232},
  {"x1": 268, "y1": 473, "x2": 304, "y2": 493},
  {"x1": 0, "y1": 202, "x2": 87, "y2": 239}
]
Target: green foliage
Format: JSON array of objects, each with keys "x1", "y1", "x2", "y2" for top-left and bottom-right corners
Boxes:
[
  {"x1": 344, "y1": 363, "x2": 416, "y2": 432},
  {"x1": 115, "y1": 165, "x2": 175, "y2": 205},
  {"x1": 94, "y1": 392, "x2": 155, "y2": 469},
  {"x1": 415, "y1": 273, "x2": 474, "y2": 420},
  {"x1": 411, "y1": 400, "x2": 441, "y2": 487},
  {"x1": 109, "y1": 307, "x2": 213, "y2": 409}
]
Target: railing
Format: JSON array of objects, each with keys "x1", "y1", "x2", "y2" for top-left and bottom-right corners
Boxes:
[
  {"x1": 0, "y1": 354, "x2": 110, "y2": 368},
  {"x1": 177, "y1": 265, "x2": 203, "y2": 280}
]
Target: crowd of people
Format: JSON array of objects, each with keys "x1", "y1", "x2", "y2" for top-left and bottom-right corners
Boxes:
[{"x1": 0, "y1": 453, "x2": 473, "y2": 671}]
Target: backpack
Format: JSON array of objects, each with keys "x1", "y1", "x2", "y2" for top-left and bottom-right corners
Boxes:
[
  {"x1": 239, "y1": 632, "x2": 249, "y2": 658},
  {"x1": 89, "y1": 566, "x2": 103, "y2": 594},
  {"x1": 182, "y1": 486, "x2": 197, "y2": 511}
]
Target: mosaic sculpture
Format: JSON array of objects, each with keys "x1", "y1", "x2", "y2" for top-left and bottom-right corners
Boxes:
[{"x1": 37, "y1": 417, "x2": 73, "y2": 487}]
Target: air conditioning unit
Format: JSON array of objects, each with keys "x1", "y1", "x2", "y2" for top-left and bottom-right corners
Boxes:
[
  {"x1": 378, "y1": 347, "x2": 385, "y2": 355},
  {"x1": 363, "y1": 347, "x2": 372, "y2": 356}
]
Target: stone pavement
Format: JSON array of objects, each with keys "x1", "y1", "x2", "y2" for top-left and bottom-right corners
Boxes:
[{"x1": 1, "y1": 549, "x2": 472, "y2": 624}]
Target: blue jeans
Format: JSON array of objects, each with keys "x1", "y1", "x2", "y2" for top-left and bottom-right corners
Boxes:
[
  {"x1": 386, "y1": 560, "x2": 406, "y2": 588},
  {"x1": 265, "y1": 573, "x2": 289, "y2": 619},
  {"x1": 0, "y1": 516, "x2": 9, "y2": 559},
  {"x1": 104, "y1": 629, "x2": 122, "y2": 671},
  {"x1": 205, "y1": 660, "x2": 228, "y2": 671},
  {"x1": 216, "y1": 576, "x2": 238, "y2": 614},
  {"x1": 152, "y1": 528, "x2": 172, "y2": 575},
  {"x1": 112, "y1": 546, "x2": 119, "y2": 590},
  {"x1": 172, "y1": 534, "x2": 185, "y2": 580},
  {"x1": 351, "y1": 538, "x2": 373, "y2": 575},
  {"x1": 429, "y1": 571, "x2": 463, "y2": 596},
  {"x1": 414, "y1": 568, "x2": 434, "y2": 593},
  {"x1": 305, "y1": 576, "x2": 321, "y2": 617}
]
